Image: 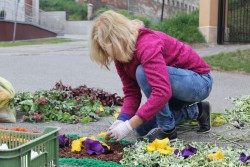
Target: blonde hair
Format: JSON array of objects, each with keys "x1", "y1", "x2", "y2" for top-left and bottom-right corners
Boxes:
[{"x1": 89, "y1": 10, "x2": 144, "y2": 68}]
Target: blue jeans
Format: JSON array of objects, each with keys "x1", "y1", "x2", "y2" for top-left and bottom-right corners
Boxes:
[{"x1": 135, "y1": 65, "x2": 213, "y2": 136}]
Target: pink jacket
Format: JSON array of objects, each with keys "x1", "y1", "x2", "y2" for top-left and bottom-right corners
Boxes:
[{"x1": 115, "y1": 27, "x2": 210, "y2": 121}]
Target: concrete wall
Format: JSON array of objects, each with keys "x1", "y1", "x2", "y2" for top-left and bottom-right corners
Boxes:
[
  {"x1": 39, "y1": 11, "x2": 66, "y2": 35},
  {"x1": 39, "y1": 11, "x2": 93, "y2": 35},
  {"x1": 64, "y1": 21, "x2": 93, "y2": 35}
]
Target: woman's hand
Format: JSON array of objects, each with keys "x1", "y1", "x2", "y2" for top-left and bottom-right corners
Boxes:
[
  {"x1": 106, "y1": 115, "x2": 143, "y2": 141},
  {"x1": 108, "y1": 120, "x2": 124, "y2": 131},
  {"x1": 106, "y1": 120, "x2": 133, "y2": 141}
]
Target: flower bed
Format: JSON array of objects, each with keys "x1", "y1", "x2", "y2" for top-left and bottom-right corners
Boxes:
[
  {"x1": 58, "y1": 132, "x2": 250, "y2": 167},
  {"x1": 12, "y1": 81, "x2": 123, "y2": 124}
]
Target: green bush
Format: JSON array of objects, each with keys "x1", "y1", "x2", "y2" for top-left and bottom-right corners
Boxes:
[
  {"x1": 40, "y1": 0, "x2": 87, "y2": 20},
  {"x1": 150, "y1": 11, "x2": 205, "y2": 43},
  {"x1": 92, "y1": 8, "x2": 203, "y2": 43}
]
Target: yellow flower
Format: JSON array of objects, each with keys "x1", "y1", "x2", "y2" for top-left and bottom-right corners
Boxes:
[
  {"x1": 212, "y1": 116, "x2": 224, "y2": 126},
  {"x1": 113, "y1": 109, "x2": 121, "y2": 119},
  {"x1": 71, "y1": 138, "x2": 85, "y2": 152},
  {"x1": 99, "y1": 106, "x2": 104, "y2": 112},
  {"x1": 97, "y1": 132, "x2": 111, "y2": 149},
  {"x1": 208, "y1": 149, "x2": 224, "y2": 160},
  {"x1": 98, "y1": 132, "x2": 107, "y2": 138},
  {"x1": 100, "y1": 141, "x2": 110, "y2": 150},
  {"x1": 88, "y1": 136, "x2": 98, "y2": 141},
  {"x1": 147, "y1": 138, "x2": 173, "y2": 155}
]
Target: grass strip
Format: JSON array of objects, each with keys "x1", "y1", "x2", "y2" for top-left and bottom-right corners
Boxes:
[
  {"x1": 0, "y1": 38, "x2": 74, "y2": 47},
  {"x1": 204, "y1": 49, "x2": 250, "y2": 74}
]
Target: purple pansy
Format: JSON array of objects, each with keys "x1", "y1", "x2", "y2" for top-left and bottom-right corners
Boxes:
[
  {"x1": 58, "y1": 134, "x2": 69, "y2": 148},
  {"x1": 84, "y1": 139, "x2": 104, "y2": 155},
  {"x1": 174, "y1": 145, "x2": 197, "y2": 159},
  {"x1": 182, "y1": 144, "x2": 197, "y2": 159},
  {"x1": 239, "y1": 153, "x2": 250, "y2": 163},
  {"x1": 174, "y1": 149, "x2": 180, "y2": 156}
]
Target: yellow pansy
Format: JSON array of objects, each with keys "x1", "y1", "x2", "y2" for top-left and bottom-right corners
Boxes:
[
  {"x1": 212, "y1": 116, "x2": 224, "y2": 126},
  {"x1": 112, "y1": 108, "x2": 121, "y2": 118},
  {"x1": 147, "y1": 138, "x2": 173, "y2": 155},
  {"x1": 97, "y1": 132, "x2": 111, "y2": 149},
  {"x1": 98, "y1": 131, "x2": 107, "y2": 138},
  {"x1": 88, "y1": 136, "x2": 98, "y2": 141},
  {"x1": 71, "y1": 138, "x2": 85, "y2": 152},
  {"x1": 99, "y1": 106, "x2": 104, "y2": 112},
  {"x1": 158, "y1": 145, "x2": 174, "y2": 155},
  {"x1": 208, "y1": 149, "x2": 224, "y2": 160},
  {"x1": 100, "y1": 141, "x2": 110, "y2": 150}
]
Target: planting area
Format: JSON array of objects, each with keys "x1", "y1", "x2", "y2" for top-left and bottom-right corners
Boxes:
[{"x1": 1, "y1": 82, "x2": 250, "y2": 166}]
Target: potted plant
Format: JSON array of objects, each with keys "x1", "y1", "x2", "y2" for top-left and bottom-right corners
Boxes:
[{"x1": 0, "y1": 10, "x2": 6, "y2": 20}]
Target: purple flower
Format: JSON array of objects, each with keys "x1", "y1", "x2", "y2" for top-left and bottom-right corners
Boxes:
[
  {"x1": 174, "y1": 145, "x2": 197, "y2": 159},
  {"x1": 58, "y1": 134, "x2": 69, "y2": 148},
  {"x1": 174, "y1": 149, "x2": 179, "y2": 156},
  {"x1": 84, "y1": 139, "x2": 104, "y2": 155},
  {"x1": 182, "y1": 144, "x2": 197, "y2": 159},
  {"x1": 103, "y1": 146, "x2": 114, "y2": 154},
  {"x1": 239, "y1": 153, "x2": 250, "y2": 163}
]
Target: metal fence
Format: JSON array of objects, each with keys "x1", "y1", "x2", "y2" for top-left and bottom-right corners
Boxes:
[
  {"x1": 218, "y1": 0, "x2": 250, "y2": 44},
  {"x1": 105, "y1": 0, "x2": 199, "y2": 22}
]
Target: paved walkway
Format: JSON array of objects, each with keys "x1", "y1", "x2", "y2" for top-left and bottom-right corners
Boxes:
[{"x1": 0, "y1": 36, "x2": 250, "y2": 159}]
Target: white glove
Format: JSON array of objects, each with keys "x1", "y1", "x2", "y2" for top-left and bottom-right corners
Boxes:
[
  {"x1": 108, "y1": 120, "x2": 124, "y2": 131},
  {"x1": 107, "y1": 120, "x2": 133, "y2": 141}
]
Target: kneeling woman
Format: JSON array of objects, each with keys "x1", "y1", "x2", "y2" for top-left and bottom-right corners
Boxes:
[{"x1": 89, "y1": 10, "x2": 213, "y2": 142}]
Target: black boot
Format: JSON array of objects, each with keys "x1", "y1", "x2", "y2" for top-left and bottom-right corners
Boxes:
[
  {"x1": 138, "y1": 127, "x2": 177, "y2": 142},
  {"x1": 197, "y1": 101, "x2": 211, "y2": 133}
]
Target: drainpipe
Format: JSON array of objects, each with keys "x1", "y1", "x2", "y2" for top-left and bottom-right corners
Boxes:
[
  {"x1": 127, "y1": 0, "x2": 129, "y2": 11},
  {"x1": 13, "y1": 0, "x2": 20, "y2": 42}
]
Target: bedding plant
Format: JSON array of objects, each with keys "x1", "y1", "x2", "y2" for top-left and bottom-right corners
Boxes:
[
  {"x1": 58, "y1": 95, "x2": 250, "y2": 167},
  {"x1": 58, "y1": 133, "x2": 250, "y2": 167},
  {"x1": 12, "y1": 81, "x2": 123, "y2": 124}
]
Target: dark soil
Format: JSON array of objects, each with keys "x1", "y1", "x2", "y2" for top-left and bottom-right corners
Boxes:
[{"x1": 59, "y1": 138, "x2": 130, "y2": 163}]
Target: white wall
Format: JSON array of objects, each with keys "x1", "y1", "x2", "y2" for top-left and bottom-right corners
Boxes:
[
  {"x1": 0, "y1": 0, "x2": 25, "y2": 22},
  {"x1": 39, "y1": 11, "x2": 66, "y2": 35},
  {"x1": 39, "y1": 11, "x2": 93, "y2": 35},
  {"x1": 32, "y1": 0, "x2": 39, "y2": 23},
  {"x1": 64, "y1": 21, "x2": 93, "y2": 35}
]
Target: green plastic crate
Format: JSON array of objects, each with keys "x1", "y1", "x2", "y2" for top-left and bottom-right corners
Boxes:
[{"x1": 0, "y1": 127, "x2": 61, "y2": 167}]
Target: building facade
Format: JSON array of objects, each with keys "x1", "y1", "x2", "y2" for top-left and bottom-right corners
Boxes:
[{"x1": 0, "y1": 0, "x2": 39, "y2": 24}]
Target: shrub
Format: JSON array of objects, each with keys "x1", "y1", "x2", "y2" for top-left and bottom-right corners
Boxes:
[
  {"x1": 150, "y1": 11, "x2": 205, "y2": 43},
  {"x1": 40, "y1": 0, "x2": 87, "y2": 20}
]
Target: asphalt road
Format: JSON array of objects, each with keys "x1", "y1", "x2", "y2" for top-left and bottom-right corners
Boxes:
[{"x1": 1, "y1": 39, "x2": 250, "y2": 113}]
